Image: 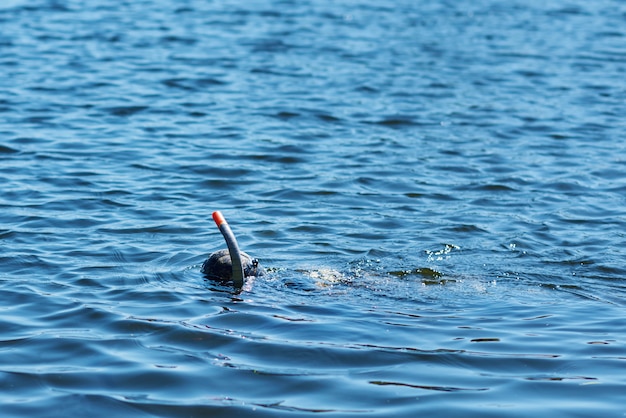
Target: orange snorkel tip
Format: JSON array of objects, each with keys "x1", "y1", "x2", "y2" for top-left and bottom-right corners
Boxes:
[{"x1": 212, "y1": 211, "x2": 226, "y2": 227}]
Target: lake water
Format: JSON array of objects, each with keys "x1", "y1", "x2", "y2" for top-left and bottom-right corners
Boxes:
[{"x1": 1, "y1": 0, "x2": 625, "y2": 416}]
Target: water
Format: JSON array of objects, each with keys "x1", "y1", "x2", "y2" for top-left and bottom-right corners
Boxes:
[{"x1": 1, "y1": 0, "x2": 625, "y2": 416}]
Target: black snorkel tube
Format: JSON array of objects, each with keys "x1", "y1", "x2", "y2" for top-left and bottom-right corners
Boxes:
[{"x1": 212, "y1": 211, "x2": 245, "y2": 289}]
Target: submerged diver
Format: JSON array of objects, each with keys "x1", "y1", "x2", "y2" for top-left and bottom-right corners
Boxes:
[{"x1": 202, "y1": 211, "x2": 264, "y2": 288}]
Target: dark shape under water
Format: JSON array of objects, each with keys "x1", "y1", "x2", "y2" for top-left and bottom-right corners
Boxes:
[{"x1": 201, "y1": 211, "x2": 265, "y2": 288}]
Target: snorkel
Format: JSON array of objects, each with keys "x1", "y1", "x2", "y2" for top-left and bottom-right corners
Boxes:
[{"x1": 212, "y1": 211, "x2": 245, "y2": 289}]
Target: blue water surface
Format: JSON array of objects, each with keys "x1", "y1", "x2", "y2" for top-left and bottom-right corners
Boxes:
[{"x1": 1, "y1": 0, "x2": 626, "y2": 416}]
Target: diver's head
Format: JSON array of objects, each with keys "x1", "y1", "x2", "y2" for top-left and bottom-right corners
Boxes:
[{"x1": 202, "y1": 249, "x2": 263, "y2": 282}]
